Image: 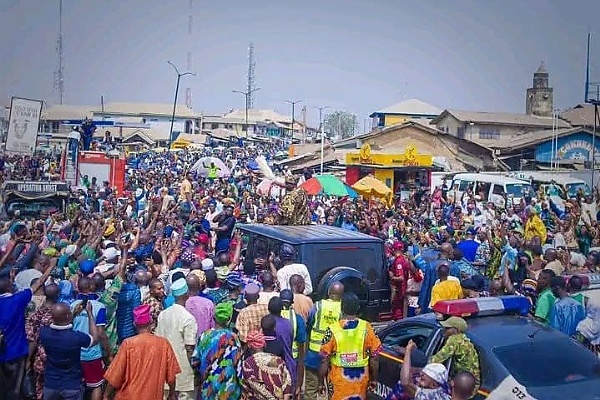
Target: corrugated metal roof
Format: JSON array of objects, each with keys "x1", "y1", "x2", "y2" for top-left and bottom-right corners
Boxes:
[
  {"x1": 481, "y1": 127, "x2": 598, "y2": 151},
  {"x1": 95, "y1": 102, "x2": 200, "y2": 118},
  {"x1": 560, "y1": 104, "x2": 596, "y2": 127},
  {"x1": 237, "y1": 224, "x2": 382, "y2": 244},
  {"x1": 431, "y1": 109, "x2": 572, "y2": 128},
  {"x1": 371, "y1": 98, "x2": 442, "y2": 116},
  {"x1": 222, "y1": 109, "x2": 291, "y2": 123},
  {"x1": 41, "y1": 105, "x2": 95, "y2": 121}
]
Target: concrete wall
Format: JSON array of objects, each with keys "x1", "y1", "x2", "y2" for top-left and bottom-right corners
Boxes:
[{"x1": 433, "y1": 114, "x2": 535, "y2": 143}]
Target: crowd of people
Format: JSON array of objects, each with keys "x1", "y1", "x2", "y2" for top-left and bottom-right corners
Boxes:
[{"x1": 0, "y1": 141, "x2": 599, "y2": 400}]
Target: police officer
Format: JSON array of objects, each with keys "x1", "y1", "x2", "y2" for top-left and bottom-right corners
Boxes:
[{"x1": 304, "y1": 281, "x2": 344, "y2": 400}]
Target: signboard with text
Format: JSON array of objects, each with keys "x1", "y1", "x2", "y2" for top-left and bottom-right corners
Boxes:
[{"x1": 5, "y1": 97, "x2": 43, "y2": 155}]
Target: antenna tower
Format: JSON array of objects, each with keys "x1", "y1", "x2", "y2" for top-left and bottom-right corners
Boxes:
[
  {"x1": 55, "y1": 0, "x2": 65, "y2": 105},
  {"x1": 185, "y1": 0, "x2": 193, "y2": 109},
  {"x1": 247, "y1": 43, "x2": 256, "y2": 109}
]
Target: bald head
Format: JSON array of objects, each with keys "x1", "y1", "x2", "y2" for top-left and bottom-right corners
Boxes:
[
  {"x1": 186, "y1": 273, "x2": 200, "y2": 294},
  {"x1": 452, "y1": 372, "x2": 477, "y2": 399},
  {"x1": 134, "y1": 270, "x2": 149, "y2": 286},
  {"x1": 440, "y1": 242, "x2": 453, "y2": 258},
  {"x1": 328, "y1": 281, "x2": 344, "y2": 300},
  {"x1": 51, "y1": 303, "x2": 73, "y2": 326}
]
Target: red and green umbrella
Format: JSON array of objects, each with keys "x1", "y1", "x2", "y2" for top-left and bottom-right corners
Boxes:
[{"x1": 299, "y1": 174, "x2": 358, "y2": 197}]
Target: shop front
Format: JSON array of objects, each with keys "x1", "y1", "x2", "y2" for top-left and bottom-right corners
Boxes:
[{"x1": 345, "y1": 144, "x2": 434, "y2": 196}]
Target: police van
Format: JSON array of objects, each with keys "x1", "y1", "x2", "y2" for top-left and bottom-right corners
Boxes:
[{"x1": 2, "y1": 180, "x2": 70, "y2": 217}]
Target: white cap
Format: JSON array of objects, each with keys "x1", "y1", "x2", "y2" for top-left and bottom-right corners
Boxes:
[
  {"x1": 421, "y1": 363, "x2": 448, "y2": 385},
  {"x1": 102, "y1": 247, "x2": 120, "y2": 261},
  {"x1": 201, "y1": 258, "x2": 214, "y2": 271}
]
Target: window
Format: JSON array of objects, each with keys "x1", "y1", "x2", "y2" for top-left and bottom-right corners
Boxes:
[
  {"x1": 493, "y1": 339, "x2": 600, "y2": 387},
  {"x1": 381, "y1": 324, "x2": 435, "y2": 353},
  {"x1": 211, "y1": 123, "x2": 219, "y2": 129},
  {"x1": 479, "y1": 128, "x2": 500, "y2": 140},
  {"x1": 492, "y1": 184, "x2": 505, "y2": 196},
  {"x1": 457, "y1": 126, "x2": 466, "y2": 139},
  {"x1": 184, "y1": 120, "x2": 193, "y2": 134}
]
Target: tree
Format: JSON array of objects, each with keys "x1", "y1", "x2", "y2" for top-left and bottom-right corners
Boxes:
[{"x1": 323, "y1": 110, "x2": 358, "y2": 140}]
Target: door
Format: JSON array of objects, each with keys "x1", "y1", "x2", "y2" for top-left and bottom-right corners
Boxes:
[{"x1": 371, "y1": 322, "x2": 441, "y2": 399}]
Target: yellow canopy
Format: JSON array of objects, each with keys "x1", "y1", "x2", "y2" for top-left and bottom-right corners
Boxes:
[{"x1": 352, "y1": 175, "x2": 393, "y2": 205}]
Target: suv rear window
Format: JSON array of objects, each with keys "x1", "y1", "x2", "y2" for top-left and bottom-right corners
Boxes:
[{"x1": 493, "y1": 339, "x2": 600, "y2": 387}]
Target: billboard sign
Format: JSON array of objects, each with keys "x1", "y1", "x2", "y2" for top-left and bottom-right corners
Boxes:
[{"x1": 5, "y1": 97, "x2": 43, "y2": 155}]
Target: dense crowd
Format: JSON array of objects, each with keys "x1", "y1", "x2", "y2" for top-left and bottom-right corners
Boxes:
[{"x1": 0, "y1": 141, "x2": 599, "y2": 400}]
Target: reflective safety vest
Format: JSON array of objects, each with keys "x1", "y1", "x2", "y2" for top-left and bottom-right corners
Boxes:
[
  {"x1": 330, "y1": 319, "x2": 369, "y2": 368},
  {"x1": 309, "y1": 299, "x2": 342, "y2": 352},
  {"x1": 281, "y1": 308, "x2": 298, "y2": 358}
]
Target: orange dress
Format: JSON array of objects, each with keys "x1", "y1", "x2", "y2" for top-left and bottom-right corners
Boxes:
[
  {"x1": 104, "y1": 332, "x2": 181, "y2": 400},
  {"x1": 320, "y1": 319, "x2": 382, "y2": 400}
]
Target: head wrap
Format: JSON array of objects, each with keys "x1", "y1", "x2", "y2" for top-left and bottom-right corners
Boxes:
[
  {"x1": 225, "y1": 273, "x2": 242, "y2": 290},
  {"x1": 104, "y1": 224, "x2": 116, "y2": 237},
  {"x1": 189, "y1": 269, "x2": 206, "y2": 286},
  {"x1": 246, "y1": 330, "x2": 266, "y2": 350},
  {"x1": 180, "y1": 250, "x2": 195, "y2": 264},
  {"x1": 214, "y1": 302, "x2": 233, "y2": 325}
]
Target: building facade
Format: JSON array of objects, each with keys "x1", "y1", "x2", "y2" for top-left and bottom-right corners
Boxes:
[{"x1": 369, "y1": 98, "x2": 442, "y2": 128}]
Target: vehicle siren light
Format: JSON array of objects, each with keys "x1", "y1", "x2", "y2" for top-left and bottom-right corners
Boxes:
[{"x1": 432, "y1": 295, "x2": 530, "y2": 317}]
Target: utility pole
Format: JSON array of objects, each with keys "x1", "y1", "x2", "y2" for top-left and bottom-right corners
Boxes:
[
  {"x1": 286, "y1": 100, "x2": 302, "y2": 145},
  {"x1": 317, "y1": 106, "x2": 330, "y2": 174},
  {"x1": 167, "y1": 61, "x2": 195, "y2": 149},
  {"x1": 233, "y1": 88, "x2": 260, "y2": 137},
  {"x1": 55, "y1": 0, "x2": 65, "y2": 105}
]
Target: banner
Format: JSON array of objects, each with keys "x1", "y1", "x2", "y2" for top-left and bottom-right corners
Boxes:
[{"x1": 5, "y1": 97, "x2": 43, "y2": 155}]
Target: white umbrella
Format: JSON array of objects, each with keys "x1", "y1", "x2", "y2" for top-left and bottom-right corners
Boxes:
[{"x1": 190, "y1": 156, "x2": 231, "y2": 177}]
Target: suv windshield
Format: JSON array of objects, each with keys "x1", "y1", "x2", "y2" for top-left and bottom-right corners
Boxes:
[
  {"x1": 493, "y1": 339, "x2": 600, "y2": 387},
  {"x1": 506, "y1": 183, "x2": 534, "y2": 198}
]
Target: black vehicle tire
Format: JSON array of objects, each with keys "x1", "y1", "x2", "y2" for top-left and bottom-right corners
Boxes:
[{"x1": 317, "y1": 266, "x2": 370, "y2": 308}]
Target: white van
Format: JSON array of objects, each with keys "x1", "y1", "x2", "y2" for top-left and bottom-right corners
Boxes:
[
  {"x1": 450, "y1": 173, "x2": 535, "y2": 208},
  {"x1": 508, "y1": 172, "x2": 591, "y2": 199}
]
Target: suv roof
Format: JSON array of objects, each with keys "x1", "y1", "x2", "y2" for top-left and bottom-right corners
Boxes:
[{"x1": 237, "y1": 224, "x2": 382, "y2": 245}]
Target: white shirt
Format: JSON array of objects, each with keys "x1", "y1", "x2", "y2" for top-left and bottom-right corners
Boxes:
[
  {"x1": 155, "y1": 304, "x2": 198, "y2": 392},
  {"x1": 276, "y1": 263, "x2": 313, "y2": 295},
  {"x1": 68, "y1": 129, "x2": 80, "y2": 141},
  {"x1": 257, "y1": 291, "x2": 280, "y2": 306}
]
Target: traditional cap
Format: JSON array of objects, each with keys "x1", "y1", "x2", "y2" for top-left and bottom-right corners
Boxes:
[
  {"x1": 65, "y1": 244, "x2": 78, "y2": 257},
  {"x1": 225, "y1": 273, "x2": 242, "y2": 290},
  {"x1": 201, "y1": 258, "x2": 214, "y2": 270},
  {"x1": 392, "y1": 241, "x2": 404, "y2": 251},
  {"x1": 102, "y1": 247, "x2": 120, "y2": 261},
  {"x1": 171, "y1": 278, "x2": 189, "y2": 297},
  {"x1": 133, "y1": 304, "x2": 152, "y2": 326},
  {"x1": 280, "y1": 243, "x2": 295, "y2": 260},
  {"x1": 79, "y1": 259, "x2": 96, "y2": 275},
  {"x1": 439, "y1": 316, "x2": 468, "y2": 333},
  {"x1": 279, "y1": 288, "x2": 294, "y2": 304},
  {"x1": 198, "y1": 233, "x2": 210, "y2": 245},
  {"x1": 214, "y1": 302, "x2": 233, "y2": 325},
  {"x1": 244, "y1": 283, "x2": 260, "y2": 296},
  {"x1": 421, "y1": 363, "x2": 448, "y2": 385},
  {"x1": 189, "y1": 269, "x2": 206, "y2": 286}
]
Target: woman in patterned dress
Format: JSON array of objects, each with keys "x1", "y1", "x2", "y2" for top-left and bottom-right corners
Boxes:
[
  {"x1": 192, "y1": 302, "x2": 243, "y2": 400},
  {"x1": 241, "y1": 330, "x2": 293, "y2": 400}
]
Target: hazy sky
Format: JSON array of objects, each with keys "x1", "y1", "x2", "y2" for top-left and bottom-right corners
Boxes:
[{"x1": 1, "y1": 0, "x2": 599, "y2": 124}]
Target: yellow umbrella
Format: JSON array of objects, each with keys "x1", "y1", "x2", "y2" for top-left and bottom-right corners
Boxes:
[{"x1": 352, "y1": 175, "x2": 393, "y2": 205}]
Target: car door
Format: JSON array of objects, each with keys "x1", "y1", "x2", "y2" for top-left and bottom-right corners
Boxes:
[{"x1": 370, "y1": 320, "x2": 442, "y2": 400}]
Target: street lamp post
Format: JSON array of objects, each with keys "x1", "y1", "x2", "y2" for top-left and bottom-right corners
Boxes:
[
  {"x1": 233, "y1": 88, "x2": 261, "y2": 137},
  {"x1": 167, "y1": 61, "x2": 195, "y2": 149},
  {"x1": 317, "y1": 106, "x2": 330, "y2": 174},
  {"x1": 286, "y1": 100, "x2": 302, "y2": 145}
]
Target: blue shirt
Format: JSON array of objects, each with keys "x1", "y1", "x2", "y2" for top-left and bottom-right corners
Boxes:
[
  {"x1": 0, "y1": 289, "x2": 31, "y2": 361},
  {"x1": 40, "y1": 325, "x2": 92, "y2": 390},
  {"x1": 457, "y1": 239, "x2": 479, "y2": 263},
  {"x1": 71, "y1": 298, "x2": 107, "y2": 361},
  {"x1": 116, "y1": 283, "x2": 141, "y2": 343},
  {"x1": 550, "y1": 297, "x2": 586, "y2": 336}
]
